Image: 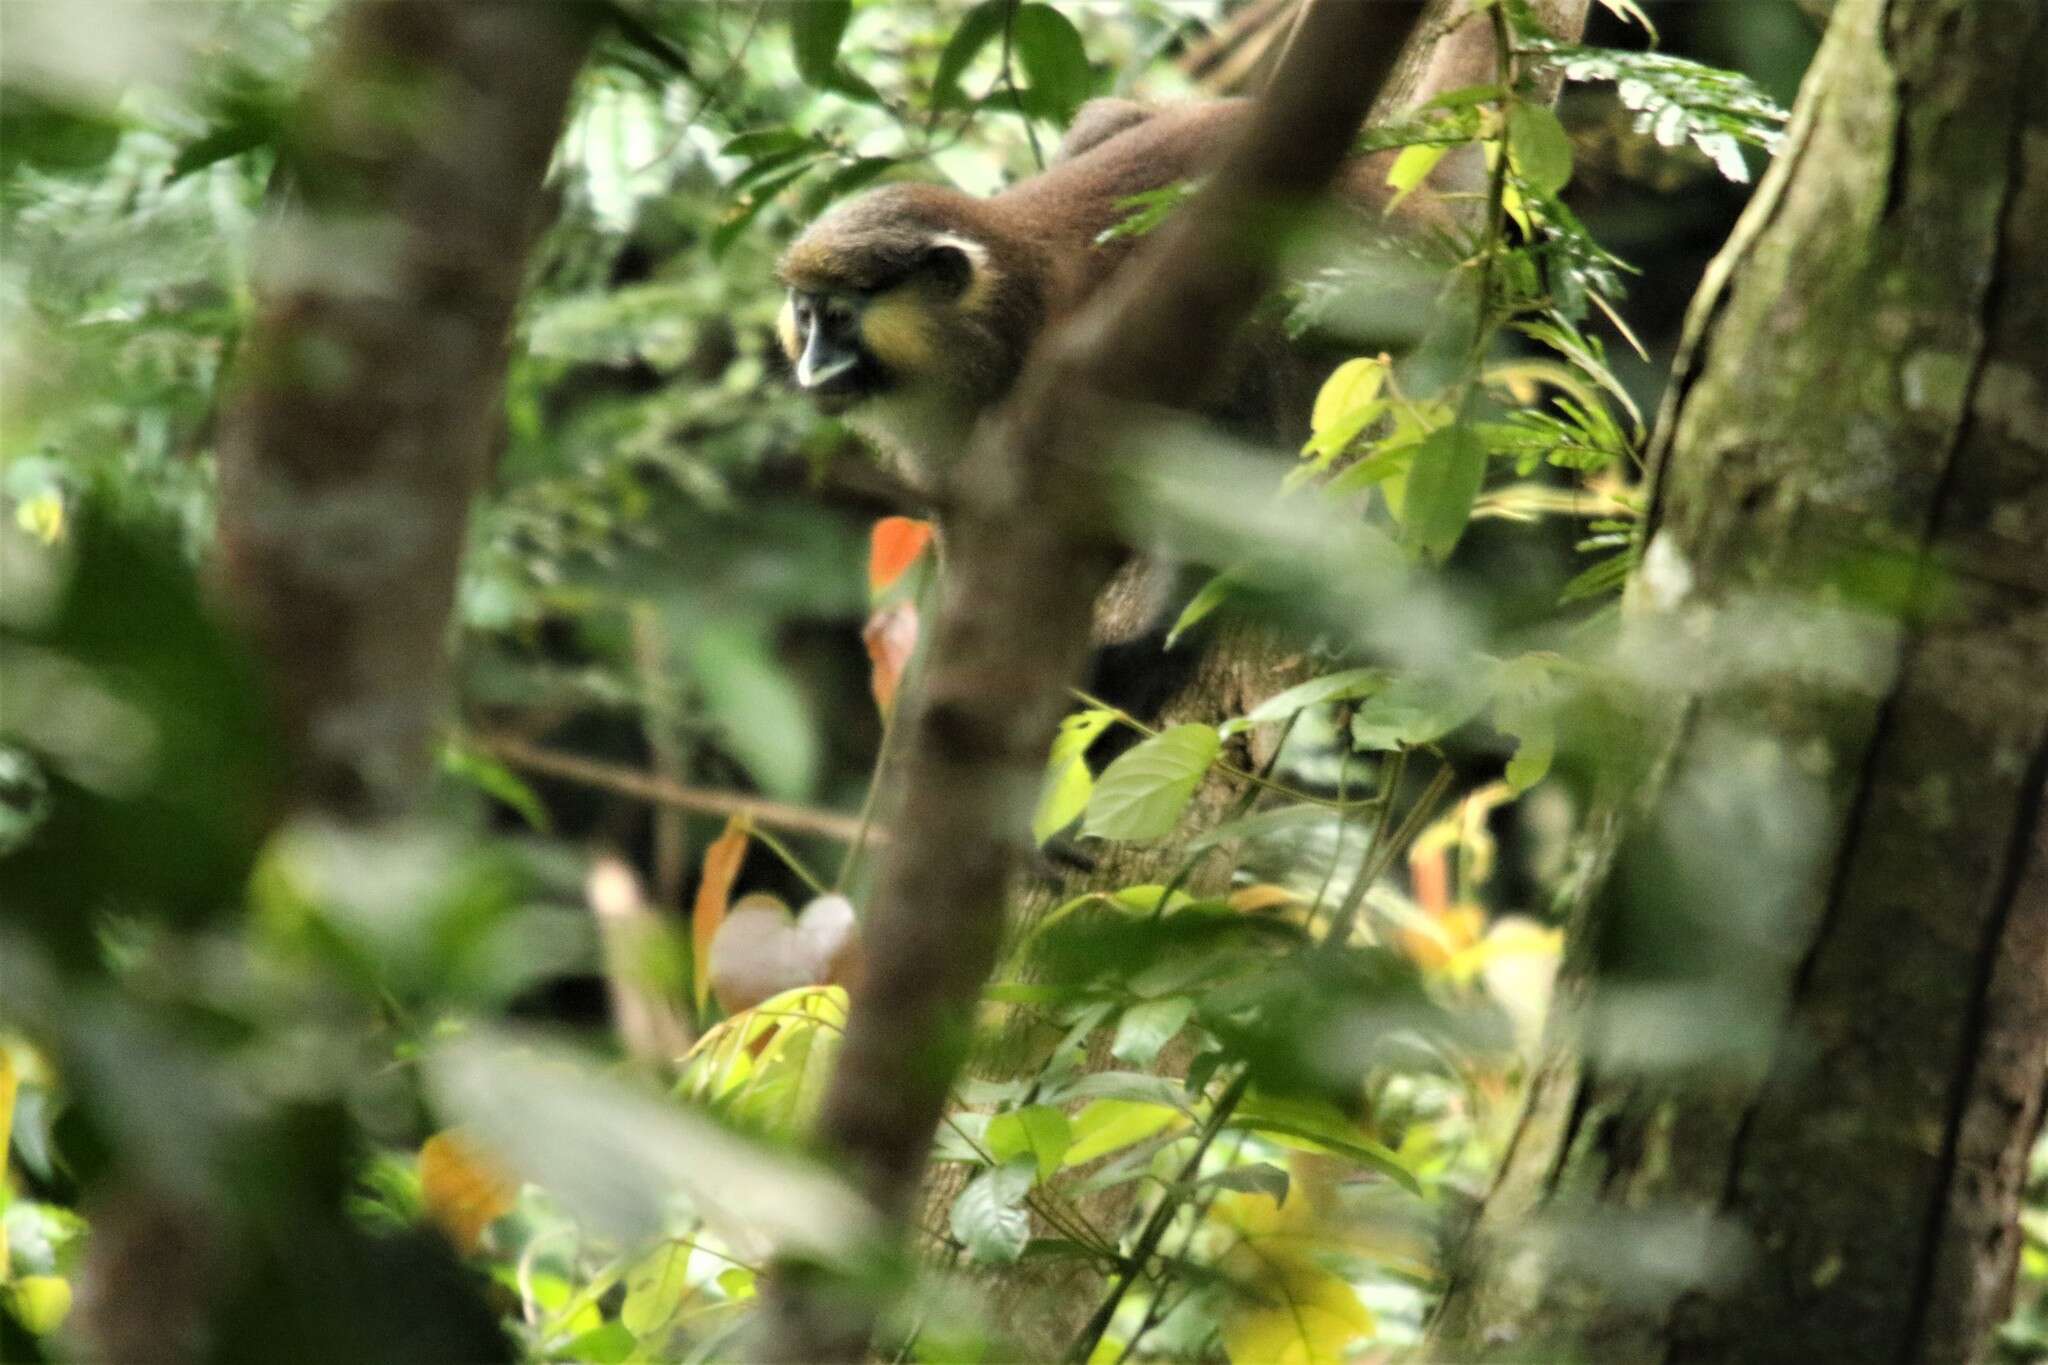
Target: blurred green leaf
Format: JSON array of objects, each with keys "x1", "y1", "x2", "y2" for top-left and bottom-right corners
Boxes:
[
  {"x1": 789, "y1": 0, "x2": 853, "y2": 87},
  {"x1": 931, "y1": 0, "x2": 1008, "y2": 111},
  {"x1": 1011, "y1": 3, "x2": 1092, "y2": 124},
  {"x1": 1401, "y1": 424, "x2": 1488, "y2": 563}
]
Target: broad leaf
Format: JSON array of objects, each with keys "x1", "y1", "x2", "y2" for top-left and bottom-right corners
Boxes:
[
  {"x1": 1083, "y1": 724, "x2": 1220, "y2": 841},
  {"x1": 950, "y1": 1159, "x2": 1034, "y2": 1263},
  {"x1": 1111, "y1": 996, "x2": 1195, "y2": 1066},
  {"x1": 1012, "y1": 4, "x2": 1092, "y2": 124},
  {"x1": 988, "y1": 1105, "x2": 1073, "y2": 1181},
  {"x1": 1400, "y1": 424, "x2": 1488, "y2": 562},
  {"x1": 789, "y1": 0, "x2": 853, "y2": 88},
  {"x1": 1507, "y1": 103, "x2": 1573, "y2": 196},
  {"x1": 1349, "y1": 669, "x2": 1493, "y2": 751}
]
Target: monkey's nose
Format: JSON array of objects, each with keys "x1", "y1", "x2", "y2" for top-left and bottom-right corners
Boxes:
[{"x1": 796, "y1": 334, "x2": 861, "y2": 392}]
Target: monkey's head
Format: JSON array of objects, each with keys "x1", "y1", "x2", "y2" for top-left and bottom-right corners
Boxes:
[{"x1": 778, "y1": 183, "x2": 1047, "y2": 478}]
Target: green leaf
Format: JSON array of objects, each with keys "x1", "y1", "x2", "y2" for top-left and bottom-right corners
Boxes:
[
  {"x1": 1400, "y1": 424, "x2": 1488, "y2": 563},
  {"x1": 1082, "y1": 724, "x2": 1221, "y2": 841},
  {"x1": 1187, "y1": 803, "x2": 1333, "y2": 854},
  {"x1": 1507, "y1": 103, "x2": 1574, "y2": 196},
  {"x1": 1033, "y1": 708, "x2": 1116, "y2": 845},
  {"x1": 1225, "y1": 668, "x2": 1388, "y2": 736},
  {"x1": 1349, "y1": 668, "x2": 1493, "y2": 751},
  {"x1": 789, "y1": 0, "x2": 853, "y2": 88},
  {"x1": 1200, "y1": 1161, "x2": 1291, "y2": 1205},
  {"x1": 1012, "y1": 3, "x2": 1093, "y2": 124},
  {"x1": 684, "y1": 619, "x2": 818, "y2": 800},
  {"x1": 950, "y1": 1159, "x2": 1034, "y2": 1263},
  {"x1": 720, "y1": 128, "x2": 813, "y2": 160},
  {"x1": 988, "y1": 1105, "x2": 1073, "y2": 1181},
  {"x1": 1111, "y1": 997, "x2": 1194, "y2": 1066},
  {"x1": 1309, "y1": 357, "x2": 1387, "y2": 436},
  {"x1": 931, "y1": 0, "x2": 1008, "y2": 111},
  {"x1": 438, "y1": 740, "x2": 550, "y2": 832},
  {"x1": 1384, "y1": 143, "x2": 1447, "y2": 212},
  {"x1": 1061, "y1": 1099, "x2": 1189, "y2": 1168},
  {"x1": 1226, "y1": 1095, "x2": 1421, "y2": 1194},
  {"x1": 1164, "y1": 569, "x2": 1239, "y2": 649},
  {"x1": 620, "y1": 1242, "x2": 690, "y2": 1338},
  {"x1": 1492, "y1": 655, "x2": 1560, "y2": 793}
]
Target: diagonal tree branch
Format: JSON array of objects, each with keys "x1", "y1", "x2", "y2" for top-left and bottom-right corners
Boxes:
[{"x1": 753, "y1": 0, "x2": 1601, "y2": 1356}]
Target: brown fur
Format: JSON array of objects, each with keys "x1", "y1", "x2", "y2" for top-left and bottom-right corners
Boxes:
[{"x1": 776, "y1": 99, "x2": 1416, "y2": 476}]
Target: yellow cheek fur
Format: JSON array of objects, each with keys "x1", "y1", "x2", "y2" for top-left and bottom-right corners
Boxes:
[
  {"x1": 775, "y1": 297, "x2": 801, "y2": 363},
  {"x1": 859, "y1": 294, "x2": 936, "y2": 378}
]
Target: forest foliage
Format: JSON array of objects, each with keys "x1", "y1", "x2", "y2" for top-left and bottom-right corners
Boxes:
[{"x1": 5, "y1": 2, "x2": 2043, "y2": 1363}]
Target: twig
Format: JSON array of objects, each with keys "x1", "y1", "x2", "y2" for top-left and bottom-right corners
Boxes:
[{"x1": 476, "y1": 731, "x2": 875, "y2": 844}]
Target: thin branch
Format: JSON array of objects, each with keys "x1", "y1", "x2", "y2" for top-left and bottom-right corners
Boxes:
[{"x1": 477, "y1": 731, "x2": 875, "y2": 844}]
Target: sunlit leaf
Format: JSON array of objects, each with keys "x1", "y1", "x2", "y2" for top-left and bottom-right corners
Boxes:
[
  {"x1": 1061, "y1": 1099, "x2": 1189, "y2": 1168},
  {"x1": 1350, "y1": 669, "x2": 1492, "y2": 751},
  {"x1": 620, "y1": 1241, "x2": 691, "y2": 1338},
  {"x1": 1033, "y1": 707, "x2": 1116, "y2": 845},
  {"x1": 988, "y1": 1105, "x2": 1072, "y2": 1181},
  {"x1": 1225, "y1": 668, "x2": 1388, "y2": 735},
  {"x1": 1384, "y1": 143, "x2": 1447, "y2": 213},
  {"x1": 1083, "y1": 724, "x2": 1220, "y2": 841}
]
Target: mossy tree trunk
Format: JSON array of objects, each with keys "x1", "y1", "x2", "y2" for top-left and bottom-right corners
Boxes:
[{"x1": 1430, "y1": 2, "x2": 2048, "y2": 1361}]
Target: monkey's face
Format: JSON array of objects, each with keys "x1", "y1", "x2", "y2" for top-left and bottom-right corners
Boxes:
[{"x1": 776, "y1": 238, "x2": 982, "y2": 416}]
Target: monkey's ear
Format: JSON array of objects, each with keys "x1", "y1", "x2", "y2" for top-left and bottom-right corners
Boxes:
[{"x1": 919, "y1": 240, "x2": 976, "y2": 298}]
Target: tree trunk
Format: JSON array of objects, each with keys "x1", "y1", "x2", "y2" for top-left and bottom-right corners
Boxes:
[
  {"x1": 214, "y1": 0, "x2": 593, "y2": 821},
  {"x1": 1430, "y1": 2, "x2": 2048, "y2": 1361},
  {"x1": 904, "y1": 1, "x2": 1591, "y2": 1354}
]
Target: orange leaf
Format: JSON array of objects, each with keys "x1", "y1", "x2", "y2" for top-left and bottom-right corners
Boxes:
[
  {"x1": 868, "y1": 516, "x2": 934, "y2": 596},
  {"x1": 693, "y1": 815, "x2": 752, "y2": 1012},
  {"x1": 1409, "y1": 842, "x2": 1451, "y2": 917},
  {"x1": 863, "y1": 601, "x2": 919, "y2": 715},
  {"x1": 419, "y1": 1130, "x2": 517, "y2": 1255}
]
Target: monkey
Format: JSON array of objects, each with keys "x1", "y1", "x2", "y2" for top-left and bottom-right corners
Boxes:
[
  {"x1": 776, "y1": 97, "x2": 1427, "y2": 740},
  {"x1": 776, "y1": 97, "x2": 1416, "y2": 486}
]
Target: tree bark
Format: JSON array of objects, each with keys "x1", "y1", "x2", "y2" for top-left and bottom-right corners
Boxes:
[
  {"x1": 1430, "y1": 1, "x2": 2048, "y2": 1360},
  {"x1": 214, "y1": 0, "x2": 594, "y2": 820},
  {"x1": 758, "y1": 2, "x2": 1490, "y2": 1357}
]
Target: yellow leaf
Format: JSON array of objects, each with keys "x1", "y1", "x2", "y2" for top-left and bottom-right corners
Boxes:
[
  {"x1": 1384, "y1": 143, "x2": 1447, "y2": 213},
  {"x1": 1214, "y1": 1188, "x2": 1375, "y2": 1365},
  {"x1": 1061, "y1": 1099, "x2": 1189, "y2": 1168},
  {"x1": 8, "y1": 1275, "x2": 72, "y2": 1334},
  {"x1": 14, "y1": 494, "x2": 63, "y2": 545},
  {"x1": 1309, "y1": 356, "x2": 1386, "y2": 436},
  {"x1": 1220, "y1": 1261, "x2": 1373, "y2": 1365},
  {"x1": 419, "y1": 1130, "x2": 517, "y2": 1255},
  {"x1": 677, "y1": 985, "x2": 848, "y2": 1135},
  {"x1": 0, "y1": 1046, "x2": 17, "y2": 1172},
  {"x1": 1227, "y1": 884, "x2": 1302, "y2": 915}
]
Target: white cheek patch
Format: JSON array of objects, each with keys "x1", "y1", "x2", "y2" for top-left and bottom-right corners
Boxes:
[{"x1": 797, "y1": 347, "x2": 859, "y2": 389}]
